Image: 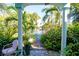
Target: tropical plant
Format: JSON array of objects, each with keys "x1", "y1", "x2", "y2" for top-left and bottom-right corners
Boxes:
[
  {"x1": 42, "y1": 5, "x2": 61, "y2": 25},
  {"x1": 70, "y1": 3, "x2": 79, "y2": 23},
  {"x1": 64, "y1": 43, "x2": 79, "y2": 56},
  {"x1": 0, "y1": 16, "x2": 18, "y2": 47},
  {"x1": 41, "y1": 26, "x2": 61, "y2": 51},
  {"x1": 42, "y1": 22, "x2": 52, "y2": 33},
  {"x1": 22, "y1": 11, "x2": 40, "y2": 45},
  {"x1": 41, "y1": 22, "x2": 79, "y2": 52},
  {"x1": 0, "y1": 4, "x2": 18, "y2": 49}
]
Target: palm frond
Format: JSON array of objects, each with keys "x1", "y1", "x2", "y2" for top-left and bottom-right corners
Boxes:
[
  {"x1": 0, "y1": 3, "x2": 7, "y2": 10},
  {"x1": 7, "y1": 6, "x2": 17, "y2": 12},
  {"x1": 42, "y1": 8, "x2": 48, "y2": 12},
  {"x1": 43, "y1": 14, "x2": 49, "y2": 22},
  {"x1": 46, "y1": 7, "x2": 58, "y2": 14}
]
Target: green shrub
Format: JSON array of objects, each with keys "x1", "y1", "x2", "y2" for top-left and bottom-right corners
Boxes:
[
  {"x1": 64, "y1": 43, "x2": 79, "y2": 56},
  {"x1": 42, "y1": 22, "x2": 53, "y2": 33},
  {"x1": 41, "y1": 22, "x2": 79, "y2": 53},
  {"x1": 41, "y1": 34, "x2": 48, "y2": 44},
  {"x1": 67, "y1": 25, "x2": 76, "y2": 45},
  {"x1": 41, "y1": 26, "x2": 61, "y2": 51},
  {"x1": 0, "y1": 21, "x2": 17, "y2": 48},
  {"x1": 64, "y1": 23, "x2": 79, "y2": 56},
  {"x1": 0, "y1": 34, "x2": 9, "y2": 48}
]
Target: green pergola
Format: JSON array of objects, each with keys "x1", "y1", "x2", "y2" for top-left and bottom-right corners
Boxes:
[{"x1": 15, "y1": 3, "x2": 70, "y2": 56}]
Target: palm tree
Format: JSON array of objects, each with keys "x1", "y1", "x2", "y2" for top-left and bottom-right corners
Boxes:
[
  {"x1": 0, "y1": 4, "x2": 17, "y2": 17},
  {"x1": 2, "y1": 4, "x2": 40, "y2": 31},
  {"x1": 23, "y1": 11, "x2": 40, "y2": 32},
  {"x1": 0, "y1": 4, "x2": 40, "y2": 39},
  {"x1": 0, "y1": 4, "x2": 18, "y2": 25},
  {"x1": 70, "y1": 3, "x2": 79, "y2": 23},
  {"x1": 29, "y1": 12, "x2": 40, "y2": 31},
  {"x1": 0, "y1": 4, "x2": 18, "y2": 39},
  {"x1": 42, "y1": 5, "x2": 61, "y2": 26},
  {"x1": 0, "y1": 3, "x2": 8, "y2": 13}
]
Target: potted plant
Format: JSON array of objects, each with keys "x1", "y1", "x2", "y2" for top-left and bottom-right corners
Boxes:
[
  {"x1": 23, "y1": 33, "x2": 35, "y2": 56},
  {"x1": 23, "y1": 34, "x2": 31, "y2": 56},
  {"x1": 24, "y1": 41, "x2": 31, "y2": 56}
]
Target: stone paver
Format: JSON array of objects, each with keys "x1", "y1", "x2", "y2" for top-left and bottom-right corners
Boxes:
[
  {"x1": 30, "y1": 49, "x2": 48, "y2": 56},
  {"x1": 30, "y1": 48, "x2": 60, "y2": 56}
]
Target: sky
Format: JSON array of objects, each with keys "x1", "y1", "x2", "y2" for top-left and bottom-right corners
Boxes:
[{"x1": 24, "y1": 5, "x2": 46, "y2": 19}]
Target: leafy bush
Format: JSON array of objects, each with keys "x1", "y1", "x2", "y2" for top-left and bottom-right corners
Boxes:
[
  {"x1": 41, "y1": 26, "x2": 61, "y2": 51},
  {"x1": 0, "y1": 19, "x2": 17, "y2": 48},
  {"x1": 64, "y1": 43, "x2": 79, "y2": 56},
  {"x1": 67, "y1": 26, "x2": 74, "y2": 45},
  {"x1": 64, "y1": 23, "x2": 79, "y2": 56},
  {"x1": 41, "y1": 22, "x2": 79, "y2": 53},
  {"x1": 42, "y1": 22, "x2": 53, "y2": 33},
  {"x1": 0, "y1": 26, "x2": 17, "y2": 48},
  {"x1": 0, "y1": 32, "x2": 10, "y2": 48}
]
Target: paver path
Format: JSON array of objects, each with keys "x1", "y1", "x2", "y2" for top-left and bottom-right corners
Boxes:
[
  {"x1": 30, "y1": 30, "x2": 48, "y2": 56},
  {"x1": 30, "y1": 30, "x2": 60, "y2": 56}
]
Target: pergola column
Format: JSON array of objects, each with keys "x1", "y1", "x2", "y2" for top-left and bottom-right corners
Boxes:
[
  {"x1": 15, "y1": 3, "x2": 23, "y2": 56},
  {"x1": 61, "y1": 8, "x2": 67, "y2": 56},
  {"x1": 61, "y1": 4, "x2": 70, "y2": 55}
]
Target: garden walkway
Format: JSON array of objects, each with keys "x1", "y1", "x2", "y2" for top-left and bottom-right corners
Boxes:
[{"x1": 30, "y1": 30, "x2": 60, "y2": 56}]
